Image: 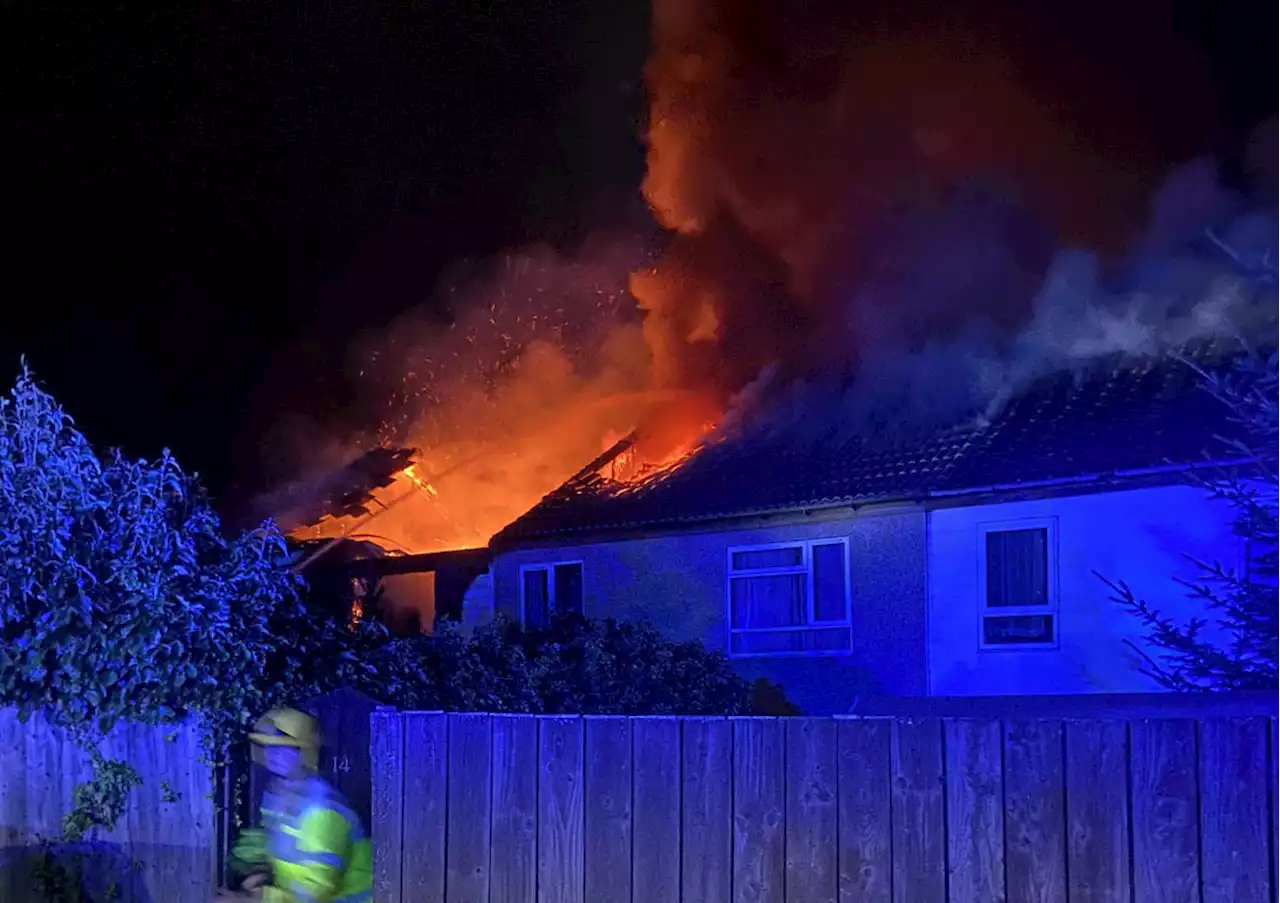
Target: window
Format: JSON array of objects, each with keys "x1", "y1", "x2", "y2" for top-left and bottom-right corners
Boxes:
[
  {"x1": 979, "y1": 520, "x2": 1058, "y2": 649},
  {"x1": 727, "y1": 540, "x2": 852, "y2": 656},
  {"x1": 519, "y1": 562, "x2": 583, "y2": 628}
]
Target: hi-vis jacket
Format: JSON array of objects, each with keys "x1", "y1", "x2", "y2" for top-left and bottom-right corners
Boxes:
[{"x1": 260, "y1": 775, "x2": 373, "y2": 903}]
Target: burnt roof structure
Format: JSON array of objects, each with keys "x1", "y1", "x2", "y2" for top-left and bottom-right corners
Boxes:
[{"x1": 494, "y1": 341, "x2": 1258, "y2": 545}]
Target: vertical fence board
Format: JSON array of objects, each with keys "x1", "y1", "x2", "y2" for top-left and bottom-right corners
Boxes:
[
  {"x1": 1131, "y1": 719, "x2": 1200, "y2": 903},
  {"x1": 1199, "y1": 717, "x2": 1270, "y2": 903},
  {"x1": 401, "y1": 713, "x2": 447, "y2": 903},
  {"x1": 836, "y1": 719, "x2": 891, "y2": 903},
  {"x1": 1064, "y1": 720, "x2": 1130, "y2": 903},
  {"x1": 1272, "y1": 717, "x2": 1278, "y2": 898},
  {"x1": 371, "y1": 710, "x2": 405, "y2": 903},
  {"x1": 1004, "y1": 720, "x2": 1066, "y2": 903},
  {"x1": 0, "y1": 710, "x2": 27, "y2": 902},
  {"x1": 632, "y1": 718, "x2": 681, "y2": 903},
  {"x1": 732, "y1": 718, "x2": 785, "y2": 903},
  {"x1": 786, "y1": 718, "x2": 839, "y2": 902},
  {"x1": 945, "y1": 718, "x2": 1005, "y2": 903},
  {"x1": 584, "y1": 717, "x2": 633, "y2": 903},
  {"x1": 538, "y1": 716, "x2": 585, "y2": 903},
  {"x1": 890, "y1": 718, "x2": 946, "y2": 902},
  {"x1": 682, "y1": 718, "x2": 733, "y2": 903},
  {"x1": 446, "y1": 714, "x2": 492, "y2": 903},
  {"x1": 490, "y1": 715, "x2": 538, "y2": 903}
]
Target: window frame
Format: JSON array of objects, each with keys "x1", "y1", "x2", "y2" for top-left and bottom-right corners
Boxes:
[
  {"x1": 518, "y1": 559, "x2": 585, "y2": 625},
  {"x1": 976, "y1": 517, "x2": 1060, "y2": 651},
  {"x1": 725, "y1": 537, "x2": 853, "y2": 658}
]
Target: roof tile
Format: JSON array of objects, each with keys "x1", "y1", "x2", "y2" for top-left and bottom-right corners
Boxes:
[{"x1": 494, "y1": 342, "x2": 1252, "y2": 544}]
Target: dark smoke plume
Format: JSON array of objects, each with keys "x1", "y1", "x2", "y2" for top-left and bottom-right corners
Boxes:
[{"x1": 632, "y1": 0, "x2": 1220, "y2": 416}]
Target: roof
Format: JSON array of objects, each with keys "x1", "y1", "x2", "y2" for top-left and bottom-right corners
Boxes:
[{"x1": 494, "y1": 341, "x2": 1255, "y2": 545}]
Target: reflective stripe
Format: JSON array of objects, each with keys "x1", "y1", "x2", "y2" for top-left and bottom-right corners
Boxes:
[
  {"x1": 298, "y1": 850, "x2": 345, "y2": 870},
  {"x1": 262, "y1": 775, "x2": 372, "y2": 902}
]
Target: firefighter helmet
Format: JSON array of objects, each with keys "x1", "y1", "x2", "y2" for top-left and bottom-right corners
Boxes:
[{"x1": 249, "y1": 708, "x2": 321, "y2": 770}]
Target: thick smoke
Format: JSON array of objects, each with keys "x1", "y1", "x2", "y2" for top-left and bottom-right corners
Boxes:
[
  {"x1": 633, "y1": 0, "x2": 1223, "y2": 421},
  {"x1": 725, "y1": 168, "x2": 1278, "y2": 448}
]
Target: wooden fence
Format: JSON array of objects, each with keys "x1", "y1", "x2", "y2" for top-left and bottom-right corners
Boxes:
[
  {"x1": 372, "y1": 710, "x2": 1278, "y2": 903},
  {"x1": 0, "y1": 708, "x2": 215, "y2": 903}
]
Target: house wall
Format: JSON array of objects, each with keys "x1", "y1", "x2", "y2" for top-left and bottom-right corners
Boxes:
[
  {"x1": 490, "y1": 507, "x2": 929, "y2": 714},
  {"x1": 927, "y1": 484, "x2": 1242, "y2": 695}
]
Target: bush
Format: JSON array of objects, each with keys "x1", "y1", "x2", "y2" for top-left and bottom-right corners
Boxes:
[
  {"x1": 0, "y1": 363, "x2": 362, "y2": 753},
  {"x1": 366, "y1": 613, "x2": 798, "y2": 715}
]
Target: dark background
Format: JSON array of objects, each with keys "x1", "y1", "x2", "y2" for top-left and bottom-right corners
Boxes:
[{"x1": 4, "y1": 0, "x2": 1274, "y2": 504}]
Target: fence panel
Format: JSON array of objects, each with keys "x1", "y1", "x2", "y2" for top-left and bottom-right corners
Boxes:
[
  {"x1": 369, "y1": 706, "x2": 1280, "y2": 903},
  {"x1": 944, "y1": 718, "x2": 1004, "y2": 903},
  {"x1": 1004, "y1": 719, "x2": 1067, "y2": 903},
  {"x1": 0, "y1": 708, "x2": 214, "y2": 903},
  {"x1": 1063, "y1": 720, "x2": 1131, "y2": 903},
  {"x1": 731, "y1": 718, "x2": 784, "y2": 903},
  {"x1": 1131, "y1": 719, "x2": 1200, "y2": 902},
  {"x1": 584, "y1": 716, "x2": 633, "y2": 903},
  {"x1": 785, "y1": 718, "x2": 838, "y2": 902},
  {"x1": 631, "y1": 718, "x2": 681, "y2": 903},
  {"x1": 537, "y1": 716, "x2": 584, "y2": 903},
  {"x1": 1198, "y1": 717, "x2": 1271, "y2": 903},
  {"x1": 890, "y1": 718, "x2": 946, "y2": 902},
  {"x1": 489, "y1": 714, "x2": 537, "y2": 903},
  {"x1": 681, "y1": 717, "x2": 732, "y2": 903},
  {"x1": 835, "y1": 718, "x2": 890, "y2": 903},
  {"x1": 369, "y1": 709, "x2": 404, "y2": 903},
  {"x1": 446, "y1": 713, "x2": 491, "y2": 903},
  {"x1": 402, "y1": 712, "x2": 446, "y2": 903}
]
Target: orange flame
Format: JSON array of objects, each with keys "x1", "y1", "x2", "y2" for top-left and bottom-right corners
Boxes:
[{"x1": 288, "y1": 389, "x2": 721, "y2": 554}]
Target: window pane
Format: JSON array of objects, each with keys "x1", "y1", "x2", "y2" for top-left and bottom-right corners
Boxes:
[
  {"x1": 523, "y1": 568, "x2": 550, "y2": 628},
  {"x1": 983, "y1": 614, "x2": 1054, "y2": 645},
  {"x1": 553, "y1": 563, "x2": 584, "y2": 615},
  {"x1": 812, "y1": 542, "x2": 848, "y2": 622},
  {"x1": 732, "y1": 626, "x2": 852, "y2": 655},
  {"x1": 730, "y1": 575, "x2": 805, "y2": 629},
  {"x1": 732, "y1": 546, "x2": 803, "y2": 571},
  {"x1": 986, "y1": 528, "x2": 1048, "y2": 608}
]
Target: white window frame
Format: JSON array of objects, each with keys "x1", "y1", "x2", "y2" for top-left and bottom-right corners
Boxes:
[
  {"x1": 977, "y1": 517, "x2": 1059, "y2": 651},
  {"x1": 725, "y1": 538, "x2": 853, "y2": 658},
  {"x1": 518, "y1": 560, "x2": 585, "y2": 624}
]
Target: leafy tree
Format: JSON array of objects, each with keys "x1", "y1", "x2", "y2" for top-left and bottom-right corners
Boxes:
[
  {"x1": 1102, "y1": 347, "x2": 1278, "y2": 690},
  {"x1": 0, "y1": 363, "x2": 340, "y2": 750}
]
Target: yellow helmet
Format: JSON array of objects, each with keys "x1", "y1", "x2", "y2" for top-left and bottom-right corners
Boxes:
[{"x1": 248, "y1": 708, "x2": 321, "y2": 770}]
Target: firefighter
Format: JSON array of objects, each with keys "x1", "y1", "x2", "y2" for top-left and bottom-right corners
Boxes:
[{"x1": 217, "y1": 708, "x2": 373, "y2": 902}]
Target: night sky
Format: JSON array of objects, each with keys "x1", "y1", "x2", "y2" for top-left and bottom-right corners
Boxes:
[{"x1": 5, "y1": 0, "x2": 1274, "y2": 511}]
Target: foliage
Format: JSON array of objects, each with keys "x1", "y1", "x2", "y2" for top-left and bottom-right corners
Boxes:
[
  {"x1": 0, "y1": 364, "x2": 379, "y2": 902},
  {"x1": 32, "y1": 749, "x2": 142, "y2": 903},
  {"x1": 61, "y1": 751, "x2": 143, "y2": 842},
  {"x1": 1103, "y1": 347, "x2": 1278, "y2": 690},
  {"x1": 0, "y1": 363, "x2": 375, "y2": 756},
  {"x1": 363, "y1": 613, "x2": 794, "y2": 715}
]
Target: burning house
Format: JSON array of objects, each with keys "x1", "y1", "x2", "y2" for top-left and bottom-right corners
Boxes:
[
  {"x1": 259, "y1": 0, "x2": 1274, "y2": 707},
  {"x1": 480, "y1": 337, "x2": 1264, "y2": 712}
]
